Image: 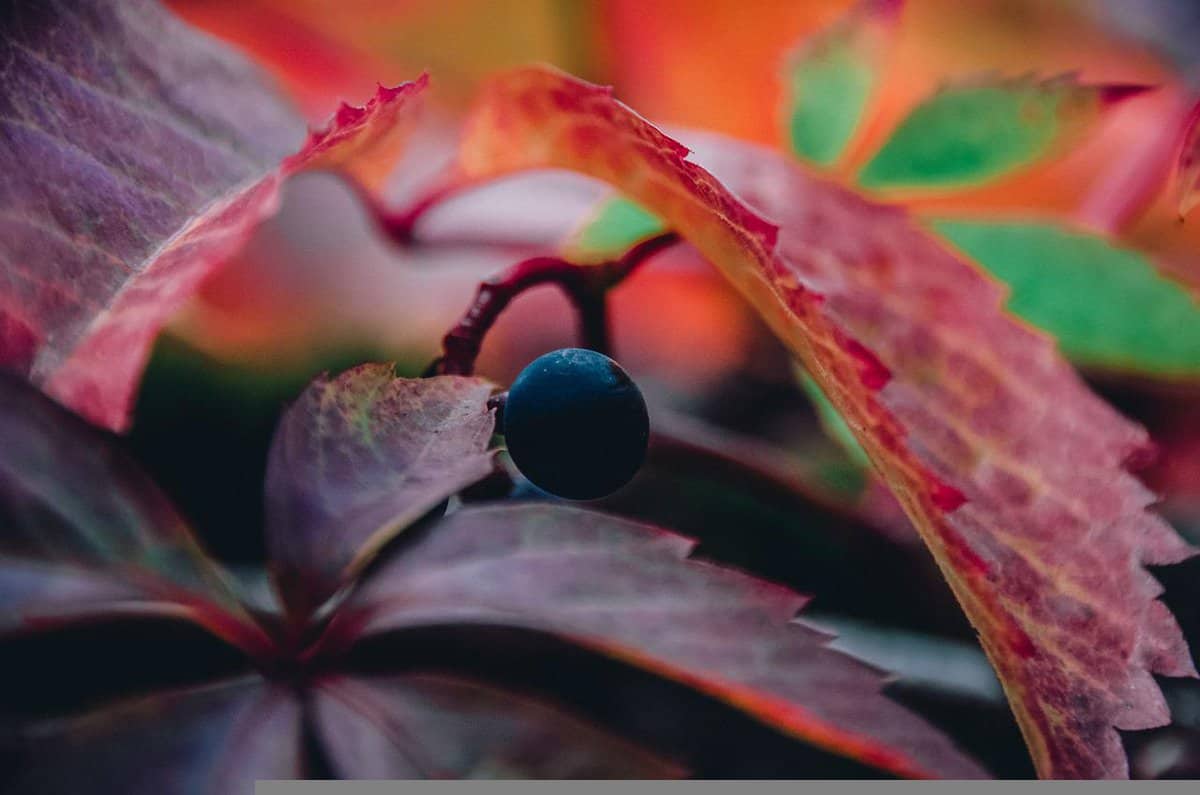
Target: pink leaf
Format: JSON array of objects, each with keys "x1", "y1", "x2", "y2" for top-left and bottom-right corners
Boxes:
[
  {"x1": 264, "y1": 365, "x2": 496, "y2": 617},
  {"x1": 0, "y1": 0, "x2": 425, "y2": 431}
]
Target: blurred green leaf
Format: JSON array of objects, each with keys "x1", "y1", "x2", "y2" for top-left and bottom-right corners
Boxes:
[
  {"x1": 796, "y1": 367, "x2": 872, "y2": 469},
  {"x1": 858, "y1": 76, "x2": 1143, "y2": 191},
  {"x1": 933, "y1": 219, "x2": 1200, "y2": 377},
  {"x1": 785, "y1": 0, "x2": 901, "y2": 167},
  {"x1": 567, "y1": 196, "x2": 665, "y2": 260}
]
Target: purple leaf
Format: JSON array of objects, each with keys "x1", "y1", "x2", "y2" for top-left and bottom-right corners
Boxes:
[
  {"x1": 0, "y1": 376, "x2": 266, "y2": 652},
  {"x1": 9, "y1": 677, "x2": 302, "y2": 794},
  {"x1": 0, "y1": 0, "x2": 425, "y2": 431},
  {"x1": 0, "y1": 560, "x2": 181, "y2": 636},
  {"x1": 265, "y1": 365, "x2": 496, "y2": 617},
  {"x1": 312, "y1": 673, "x2": 682, "y2": 778},
  {"x1": 336, "y1": 503, "x2": 987, "y2": 779}
]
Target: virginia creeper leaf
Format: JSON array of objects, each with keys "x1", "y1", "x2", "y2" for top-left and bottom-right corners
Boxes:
[
  {"x1": 0, "y1": 375, "x2": 266, "y2": 652},
  {"x1": 265, "y1": 365, "x2": 496, "y2": 617},
  {"x1": 10, "y1": 677, "x2": 302, "y2": 794},
  {"x1": 312, "y1": 674, "x2": 682, "y2": 778},
  {"x1": 785, "y1": 0, "x2": 902, "y2": 167},
  {"x1": 857, "y1": 75, "x2": 1148, "y2": 191},
  {"x1": 932, "y1": 219, "x2": 1200, "y2": 379},
  {"x1": 0, "y1": 0, "x2": 424, "y2": 431},
  {"x1": 340, "y1": 503, "x2": 987, "y2": 778},
  {"x1": 454, "y1": 67, "x2": 1196, "y2": 778},
  {"x1": 1179, "y1": 99, "x2": 1200, "y2": 219}
]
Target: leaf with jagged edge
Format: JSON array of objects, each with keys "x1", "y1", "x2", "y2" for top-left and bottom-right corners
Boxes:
[
  {"x1": 333, "y1": 503, "x2": 987, "y2": 778},
  {"x1": 931, "y1": 219, "x2": 1200, "y2": 380},
  {"x1": 0, "y1": 0, "x2": 425, "y2": 431},
  {"x1": 453, "y1": 67, "x2": 1196, "y2": 778}
]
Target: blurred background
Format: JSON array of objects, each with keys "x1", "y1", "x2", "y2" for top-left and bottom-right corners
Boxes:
[
  {"x1": 155, "y1": 0, "x2": 1200, "y2": 383},
  {"x1": 107, "y1": 0, "x2": 1200, "y2": 777}
]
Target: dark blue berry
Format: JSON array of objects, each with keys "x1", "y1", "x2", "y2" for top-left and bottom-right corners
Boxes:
[{"x1": 503, "y1": 348, "x2": 648, "y2": 500}]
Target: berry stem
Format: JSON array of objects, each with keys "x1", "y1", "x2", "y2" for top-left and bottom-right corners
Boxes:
[{"x1": 431, "y1": 232, "x2": 680, "y2": 376}]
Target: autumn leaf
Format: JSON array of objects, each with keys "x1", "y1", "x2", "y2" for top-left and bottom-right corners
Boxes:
[
  {"x1": 335, "y1": 502, "x2": 986, "y2": 778},
  {"x1": 784, "y1": 0, "x2": 902, "y2": 168},
  {"x1": 265, "y1": 364, "x2": 497, "y2": 617},
  {"x1": 454, "y1": 66, "x2": 1196, "y2": 778},
  {"x1": 931, "y1": 219, "x2": 1200, "y2": 379},
  {"x1": 570, "y1": 197, "x2": 1200, "y2": 382},
  {"x1": 3, "y1": 364, "x2": 982, "y2": 782},
  {"x1": 0, "y1": 0, "x2": 424, "y2": 432},
  {"x1": 0, "y1": 375, "x2": 269, "y2": 654},
  {"x1": 855, "y1": 75, "x2": 1149, "y2": 192}
]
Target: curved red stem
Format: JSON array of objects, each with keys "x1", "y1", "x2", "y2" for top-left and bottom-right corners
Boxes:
[{"x1": 433, "y1": 232, "x2": 680, "y2": 376}]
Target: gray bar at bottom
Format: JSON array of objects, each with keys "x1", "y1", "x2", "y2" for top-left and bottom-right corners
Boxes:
[{"x1": 257, "y1": 781, "x2": 1200, "y2": 795}]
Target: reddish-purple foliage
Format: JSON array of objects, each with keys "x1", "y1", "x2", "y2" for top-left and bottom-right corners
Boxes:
[
  {"x1": 0, "y1": 0, "x2": 422, "y2": 432},
  {"x1": 453, "y1": 67, "x2": 1196, "y2": 778},
  {"x1": 1, "y1": 367, "x2": 985, "y2": 790}
]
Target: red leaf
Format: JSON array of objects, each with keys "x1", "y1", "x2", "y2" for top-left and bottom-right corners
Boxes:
[
  {"x1": 10, "y1": 677, "x2": 302, "y2": 794},
  {"x1": 265, "y1": 365, "x2": 496, "y2": 617},
  {"x1": 337, "y1": 503, "x2": 987, "y2": 779},
  {"x1": 0, "y1": 0, "x2": 424, "y2": 431},
  {"x1": 0, "y1": 376, "x2": 268, "y2": 654},
  {"x1": 453, "y1": 67, "x2": 1196, "y2": 778},
  {"x1": 312, "y1": 673, "x2": 682, "y2": 778}
]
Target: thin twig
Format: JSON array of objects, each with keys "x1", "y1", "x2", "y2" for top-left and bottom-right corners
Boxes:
[{"x1": 431, "y1": 232, "x2": 680, "y2": 376}]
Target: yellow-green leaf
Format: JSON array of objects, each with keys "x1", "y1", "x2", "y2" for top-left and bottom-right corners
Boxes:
[
  {"x1": 933, "y1": 219, "x2": 1200, "y2": 379},
  {"x1": 858, "y1": 76, "x2": 1147, "y2": 192},
  {"x1": 785, "y1": 0, "x2": 902, "y2": 167}
]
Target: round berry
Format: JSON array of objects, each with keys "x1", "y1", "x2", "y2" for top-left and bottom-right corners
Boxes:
[{"x1": 503, "y1": 348, "x2": 649, "y2": 500}]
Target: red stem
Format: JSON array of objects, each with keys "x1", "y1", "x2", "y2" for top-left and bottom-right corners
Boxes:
[
  {"x1": 432, "y1": 232, "x2": 680, "y2": 376},
  {"x1": 376, "y1": 181, "x2": 462, "y2": 245}
]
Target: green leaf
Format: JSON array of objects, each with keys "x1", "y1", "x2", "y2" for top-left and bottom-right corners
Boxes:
[
  {"x1": 796, "y1": 366, "x2": 871, "y2": 470},
  {"x1": 932, "y1": 218, "x2": 1200, "y2": 377},
  {"x1": 567, "y1": 195, "x2": 665, "y2": 261},
  {"x1": 785, "y1": 0, "x2": 902, "y2": 167},
  {"x1": 858, "y1": 76, "x2": 1146, "y2": 191}
]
